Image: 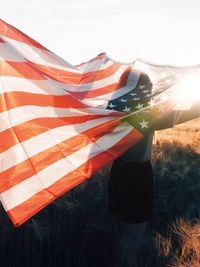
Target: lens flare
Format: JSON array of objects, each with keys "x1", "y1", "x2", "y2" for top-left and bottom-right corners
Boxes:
[{"x1": 174, "y1": 72, "x2": 200, "y2": 109}]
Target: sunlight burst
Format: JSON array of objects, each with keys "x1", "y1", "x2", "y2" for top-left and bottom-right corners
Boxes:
[{"x1": 175, "y1": 72, "x2": 200, "y2": 108}]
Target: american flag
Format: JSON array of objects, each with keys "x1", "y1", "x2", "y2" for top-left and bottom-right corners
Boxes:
[{"x1": 0, "y1": 19, "x2": 199, "y2": 227}]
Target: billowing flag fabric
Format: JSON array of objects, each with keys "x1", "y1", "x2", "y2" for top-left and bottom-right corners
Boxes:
[{"x1": 0, "y1": 19, "x2": 199, "y2": 227}]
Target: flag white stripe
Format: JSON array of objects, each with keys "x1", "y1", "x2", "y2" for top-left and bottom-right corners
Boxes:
[
  {"x1": 0, "y1": 76, "x2": 69, "y2": 96},
  {"x1": 61, "y1": 65, "x2": 129, "y2": 92},
  {"x1": 0, "y1": 64, "x2": 130, "y2": 95},
  {"x1": 1, "y1": 37, "x2": 119, "y2": 75},
  {"x1": 0, "y1": 122, "x2": 132, "y2": 211},
  {"x1": 0, "y1": 43, "x2": 25, "y2": 62},
  {"x1": 2, "y1": 36, "x2": 80, "y2": 73},
  {"x1": 1, "y1": 116, "x2": 117, "y2": 172},
  {"x1": 0, "y1": 65, "x2": 133, "y2": 97},
  {"x1": 67, "y1": 121, "x2": 132, "y2": 168},
  {"x1": 0, "y1": 106, "x2": 116, "y2": 133}
]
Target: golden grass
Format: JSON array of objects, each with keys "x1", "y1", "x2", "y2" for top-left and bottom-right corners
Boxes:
[
  {"x1": 152, "y1": 118, "x2": 200, "y2": 267},
  {"x1": 155, "y1": 218, "x2": 200, "y2": 267},
  {"x1": 155, "y1": 118, "x2": 200, "y2": 153}
]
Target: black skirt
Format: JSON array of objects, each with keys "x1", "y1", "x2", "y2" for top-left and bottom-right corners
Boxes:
[{"x1": 107, "y1": 157, "x2": 154, "y2": 223}]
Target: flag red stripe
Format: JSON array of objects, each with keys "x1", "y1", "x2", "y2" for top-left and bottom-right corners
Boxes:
[
  {"x1": 1, "y1": 113, "x2": 122, "y2": 151},
  {"x1": 29, "y1": 62, "x2": 122, "y2": 84},
  {"x1": 7, "y1": 190, "x2": 55, "y2": 227},
  {"x1": 47, "y1": 128, "x2": 143, "y2": 197},
  {"x1": 0, "y1": 19, "x2": 49, "y2": 51},
  {"x1": 70, "y1": 67, "x2": 131, "y2": 99},
  {"x1": 0, "y1": 92, "x2": 88, "y2": 112},
  {"x1": 0, "y1": 120, "x2": 120, "y2": 193},
  {"x1": 7, "y1": 127, "x2": 143, "y2": 227},
  {"x1": 1, "y1": 61, "x2": 122, "y2": 85},
  {"x1": 0, "y1": 61, "x2": 46, "y2": 80}
]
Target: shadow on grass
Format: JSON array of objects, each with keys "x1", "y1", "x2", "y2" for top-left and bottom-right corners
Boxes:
[{"x1": 0, "y1": 141, "x2": 200, "y2": 267}]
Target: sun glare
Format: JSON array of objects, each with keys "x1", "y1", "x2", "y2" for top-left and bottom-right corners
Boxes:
[{"x1": 174, "y1": 73, "x2": 200, "y2": 109}]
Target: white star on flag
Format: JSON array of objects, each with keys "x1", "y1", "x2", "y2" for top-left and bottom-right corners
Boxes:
[
  {"x1": 129, "y1": 92, "x2": 137, "y2": 96},
  {"x1": 139, "y1": 84, "x2": 146, "y2": 89},
  {"x1": 107, "y1": 103, "x2": 116, "y2": 108},
  {"x1": 119, "y1": 98, "x2": 127, "y2": 102},
  {"x1": 122, "y1": 106, "x2": 131, "y2": 112},
  {"x1": 133, "y1": 97, "x2": 140, "y2": 100},
  {"x1": 139, "y1": 120, "x2": 149, "y2": 129},
  {"x1": 135, "y1": 103, "x2": 144, "y2": 109}
]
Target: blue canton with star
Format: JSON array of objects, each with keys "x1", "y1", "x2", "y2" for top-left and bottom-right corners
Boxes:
[
  {"x1": 107, "y1": 72, "x2": 154, "y2": 134},
  {"x1": 107, "y1": 73, "x2": 152, "y2": 114}
]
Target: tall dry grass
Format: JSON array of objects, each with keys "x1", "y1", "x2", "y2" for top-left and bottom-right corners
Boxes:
[{"x1": 150, "y1": 118, "x2": 200, "y2": 267}]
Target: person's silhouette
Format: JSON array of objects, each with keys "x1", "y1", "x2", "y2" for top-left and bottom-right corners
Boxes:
[{"x1": 106, "y1": 69, "x2": 200, "y2": 266}]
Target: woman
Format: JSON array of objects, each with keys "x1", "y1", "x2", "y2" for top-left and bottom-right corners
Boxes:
[{"x1": 107, "y1": 70, "x2": 200, "y2": 265}]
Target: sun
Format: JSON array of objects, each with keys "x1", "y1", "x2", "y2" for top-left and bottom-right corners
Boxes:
[{"x1": 174, "y1": 72, "x2": 200, "y2": 109}]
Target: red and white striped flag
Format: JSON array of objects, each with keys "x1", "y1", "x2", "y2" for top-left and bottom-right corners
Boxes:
[
  {"x1": 0, "y1": 20, "x2": 145, "y2": 227},
  {"x1": 0, "y1": 19, "x2": 199, "y2": 227}
]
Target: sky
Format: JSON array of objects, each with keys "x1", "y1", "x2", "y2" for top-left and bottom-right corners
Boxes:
[{"x1": 1, "y1": 0, "x2": 200, "y2": 66}]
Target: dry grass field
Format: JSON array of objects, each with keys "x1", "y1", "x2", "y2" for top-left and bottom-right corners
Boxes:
[
  {"x1": 149, "y1": 118, "x2": 200, "y2": 267},
  {"x1": 155, "y1": 118, "x2": 200, "y2": 153}
]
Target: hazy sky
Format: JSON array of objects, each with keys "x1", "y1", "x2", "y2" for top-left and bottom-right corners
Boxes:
[{"x1": 1, "y1": 0, "x2": 200, "y2": 65}]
